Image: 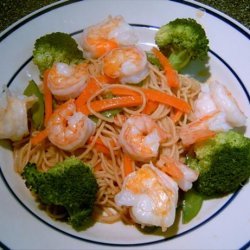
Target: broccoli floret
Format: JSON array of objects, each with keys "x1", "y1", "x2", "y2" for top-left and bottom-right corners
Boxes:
[
  {"x1": 22, "y1": 157, "x2": 98, "y2": 231},
  {"x1": 155, "y1": 18, "x2": 209, "y2": 71},
  {"x1": 33, "y1": 32, "x2": 84, "y2": 74},
  {"x1": 187, "y1": 131, "x2": 250, "y2": 197}
]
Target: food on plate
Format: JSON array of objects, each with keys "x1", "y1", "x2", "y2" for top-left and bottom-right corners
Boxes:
[
  {"x1": 155, "y1": 18, "x2": 209, "y2": 72},
  {"x1": 115, "y1": 163, "x2": 178, "y2": 231},
  {"x1": 2, "y1": 15, "x2": 249, "y2": 232},
  {"x1": 22, "y1": 157, "x2": 98, "y2": 230},
  {"x1": 187, "y1": 131, "x2": 250, "y2": 196},
  {"x1": 33, "y1": 32, "x2": 84, "y2": 74},
  {"x1": 0, "y1": 87, "x2": 36, "y2": 141},
  {"x1": 81, "y1": 15, "x2": 138, "y2": 58}
]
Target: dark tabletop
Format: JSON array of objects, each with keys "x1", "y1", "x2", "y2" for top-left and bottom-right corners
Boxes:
[{"x1": 0, "y1": 0, "x2": 250, "y2": 33}]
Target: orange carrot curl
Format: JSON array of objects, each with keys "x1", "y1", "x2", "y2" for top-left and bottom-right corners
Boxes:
[{"x1": 152, "y1": 47, "x2": 180, "y2": 89}]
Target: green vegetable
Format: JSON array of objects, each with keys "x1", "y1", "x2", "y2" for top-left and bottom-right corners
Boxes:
[
  {"x1": 22, "y1": 157, "x2": 98, "y2": 231},
  {"x1": 155, "y1": 18, "x2": 209, "y2": 72},
  {"x1": 187, "y1": 131, "x2": 250, "y2": 197},
  {"x1": 146, "y1": 51, "x2": 162, "y2": 69},
  {"x1": 33, "y1": 32, "x2": 84, "y2": 74},
  {"x1": 182, "y1": 189, "x2": 203, "y2": 224},
  {"x1": 23, "y1": 80, "x2": 44, "y2": 129}
]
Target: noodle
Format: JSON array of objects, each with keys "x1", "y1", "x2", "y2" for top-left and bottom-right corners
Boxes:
[{"x1": 13, "y1": 59, "x2": 200, "y2": 225}]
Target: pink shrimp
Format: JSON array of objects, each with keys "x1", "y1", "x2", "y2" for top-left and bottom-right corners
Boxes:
[
  {"x1": 81, "y1": 15, "x2": 138, "y2": 58},
  {"x1": 119, "y1": 114, "x2": 169, "y2": 161},
  {"x1": 103, "y1": 46, "x2": 149, "y2": 84},
  {"x1": 47, "y1": 62, "x2": 89, "y2": 101},
  {"x1": 156, "y1": 156, "x2": 198, "y2": 191},
  {"x1": 47, "y1": 99, "x2": 96, "y2": 151}
]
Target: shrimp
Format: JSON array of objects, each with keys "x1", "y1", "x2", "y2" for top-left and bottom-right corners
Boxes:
[
  {"x1": 0, "y1": 88, "x2": 35, "y2": 141},
  {"x1": 193, "y1": 80, "x2": 246, "y2": 127},
  {"x1": 209, "y1": 80, "x2": 247, "y2": 127},
  {"x1": 81, "y1": 15, "x2": 138, "y2": 58},
  {"x1": 180, "y1": 81, "x2": 247, "y2": 146},
  {"x1": 47, "y1": 99, "x2": 96, "y2": 151},
  {"x1": 156, "y1": 156, "x2": 198, "y2": 191},
  {"x1": 119, "y1": 114, "x2": 169, "y2": 161},
  {"x1": 103, "y1": 46, "x2": 149, "y2": 84},
  {"x1": 115, "y1": 163, "x2": 179, "y2": 231},
  {"x1": 47, "y1": 62, "x2": 89, "y2": 101}
]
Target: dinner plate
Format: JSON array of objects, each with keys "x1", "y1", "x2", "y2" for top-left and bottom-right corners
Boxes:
[{"x1": 0, "y1": 0, "x2": 250, "y2": 249}]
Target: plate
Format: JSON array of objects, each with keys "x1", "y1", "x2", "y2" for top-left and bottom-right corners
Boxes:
[{"x1": 0, "y1": 0, "x2": 250, "y2": 249}]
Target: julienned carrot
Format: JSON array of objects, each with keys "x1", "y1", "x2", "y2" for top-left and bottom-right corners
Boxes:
[
  {"x1": 78, "y1": 95, "x2": 143, "y2": 115},
  {"x1": 94, "y1": 144, "x2": 110, "y2": 155},
  {"x1": 171, "y1": 110, "x2": 183, "y2": 123},
  {"x1": 123, "y1": 154, "x2": 134, "y2": 177},
  {"x1": 110, "y1": 87, "x2": 191, "y2": 113},
  {"x1": 110, "y1": 87, "x2": 138, "y2": 97},
  {"x1": 94, "y1": 163, "x2": 103, "y2": 172},
  {"x1": 161, "y1": 162, "x2": 184, "y2": 180},
  {"x1": 152, "y1": 47, "x2": 180, "y2": 88},
  {"x1": 142, "y1": 88, "x2": 191, "y2": 113},
  {"x1": 43, "y1": 69, "x2": 53, "y2": 126},
  {"x1": 87, "y1": 136, "x2": 110, "y2": 155},
  {"x1": 142, "y1": 100, "x2": 158, "y2": 115},
  {"x1": 75, "y1": 78, "x2": 101, "y2": 111},
  {"x1": 96, "y1": 74, "x2": 118, "y2": 84},
  {"x1": 30, "y1": 129, "x2": 48, "y2": 145}
]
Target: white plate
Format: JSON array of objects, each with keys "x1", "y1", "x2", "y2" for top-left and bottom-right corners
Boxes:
[{"x1": 0, "y1": 0, "x2": 250, "y2": 249}]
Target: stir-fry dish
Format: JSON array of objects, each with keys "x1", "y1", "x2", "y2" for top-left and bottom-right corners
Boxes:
[{"x1": 1, "y1": 16, "x2": 250, "y2": 232}]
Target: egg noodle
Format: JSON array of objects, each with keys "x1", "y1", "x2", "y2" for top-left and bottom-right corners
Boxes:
[{"x1": 13, "y1": 57, "x2": 200, "y2": 225}]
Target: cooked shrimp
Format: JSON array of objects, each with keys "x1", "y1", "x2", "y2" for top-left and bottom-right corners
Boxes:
[
  {"x1": 103, "y1": 46, "x2": 149, "y2": 84},
  {"x1": 119, "y1": 114, "x2": 169, "y2": 161},
  {"x1": 0, "y1": 88, "x2": 35, "y2": 141},
  {"x1": 47, "y1": 99, "x2": 96, "y2": 151},
  {"x1": 193, "y1": 80, "x2": 246, "y2": 127},
  {"x1": 82, "y1": 15, "x2": 138, "y2": 58},
  {"x1": 47, "y1": 62, "x2": 89, "y2": 101},
  {"x1": 156, "y1": 156, "x2": 198, "y2": 191},
  {"x1": 115, "y1": 163, "x2": 179, "y2": 231},
  {"x1": 181, "y1": 81, "x2": 247, "y2": 146},
  {"x1": 179, "y1": 111, "x2": 229, "y2": 146},
  {"x1": 209, "y1": 80, "x2": 247, "y2": 127}
]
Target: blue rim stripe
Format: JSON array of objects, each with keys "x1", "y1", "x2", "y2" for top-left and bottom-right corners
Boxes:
[
  {"x1": 0, "y1": 0, "x2": 249, "y2": 248},
  {"x1": 0, "y1": 0, "x2": 249, "y2": 43}
]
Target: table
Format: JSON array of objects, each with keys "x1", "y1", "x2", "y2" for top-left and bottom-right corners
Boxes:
[{"x1": 0, "y1": 0, "x2": 250, "y2": 32}]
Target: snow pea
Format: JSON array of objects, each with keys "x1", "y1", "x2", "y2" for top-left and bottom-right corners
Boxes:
[
  {"x1": 182, "y1": 188, "x2": 204, "y2": 224},
  {"x1": 23, "y1": 80, "x2": 44, "y2": 130}
]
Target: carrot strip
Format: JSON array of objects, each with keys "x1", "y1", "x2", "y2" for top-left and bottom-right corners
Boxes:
[
  {"x1": 110, "y1": 86, "x2": 191, "y2": 113},
  {"x1": 43, "y1": 69, "x2": 53, "y2": 126},
  {"x1": 94, "y1": 163, "x2": 103, "y2": 172},
  {"x1": 94, "y1": 144, "x2": 110, "y2": 155},
  {"x1": 142, "y1": 100, "x2": 159, "y2": 115},
  {"x1": 78, "y1": 95, "x2": 143, "y2": 115},
  {"x1": 152, "y1": 47, "x2": 180, "y2": 88},
  {"x1": 142, "y1": 88, "x2": 191, "y2": 113},
  {"x1": 30, "y1": 129, "x2": 48, "y2": 145},
  {"x1": 110, "y1": 87, "x2": 139, "y2": 97},
  {"x1": 171, "y1": 110, "x2": 183, "y2": 123},
  {"x1": 75, "y1": 78, "x2": 101, "y2": 110},
  {"x1": 123, "y1": 154, "x2": 134, "y2": 177},
  {"x1": 96, "y1": 74, "x2": 118, "y2": 84},
  {"x1": 87, "y1": 136, "x2": 110, "y2": 155},
  {"x1": 161, "y1": 162, "x2": 184, "y2": 180}
]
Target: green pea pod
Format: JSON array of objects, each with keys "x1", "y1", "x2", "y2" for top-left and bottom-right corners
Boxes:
[
  {"x1": 90, "y1": 108, "x2": 122, "y2": 123},
  {"x1": 23, "y1": 80, "x2": 45, "y2": 130},
  {"x1": 182, "y1": 188, "x2": 203, "y2": 224},
  {"x1": 146, "y1": 51, "x2": 162, "y2": 70},
  {"x1": 101, "y1": 108, "x2": 122, "y2": 118}
]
